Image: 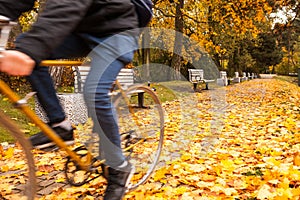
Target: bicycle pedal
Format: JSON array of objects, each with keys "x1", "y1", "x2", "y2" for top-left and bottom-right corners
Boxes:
[{"x1": 121, "y1": 130, "x2": 136, "y2": 140}]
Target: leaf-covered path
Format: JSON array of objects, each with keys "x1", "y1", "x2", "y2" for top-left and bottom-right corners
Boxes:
[{"x1": 1, "y1": 78, "x2": 299, "y2": 200}]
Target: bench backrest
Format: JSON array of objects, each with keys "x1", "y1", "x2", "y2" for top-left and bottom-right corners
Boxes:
[
  {"x1": 220, "y1": 71, "x2": 227, "y2": 79},
  {"x1": 74, "y1": 66, "x2": 134, "y2": 92},
  {"x1": 235, "y1": 72, "x2": 239, "y2": 78},
  {"x1": 74, "y1": 65, "x2": 90, "y2": 93},
  {"x1": 188, "y1": 69, "x2": 204, "y2": 82},
  {"x1": 115, "y1": 68, "x2": 134, "y2": 89}
]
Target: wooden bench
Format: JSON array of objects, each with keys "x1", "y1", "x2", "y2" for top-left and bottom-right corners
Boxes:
[{"x1": 188, "y1": 69, "x2": 214, "y2": 91}]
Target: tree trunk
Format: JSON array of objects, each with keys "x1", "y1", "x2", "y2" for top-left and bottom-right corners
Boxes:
[
  {"x1": 141, "y1": 28, "x2": 151, "y2": 81},
  {"x1": 170, "y1": 0, "x2": 184, "y2": 80}
]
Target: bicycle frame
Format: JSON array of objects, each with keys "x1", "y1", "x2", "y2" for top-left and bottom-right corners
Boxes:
[
  {"x1": 0, "y1": 63, "x2": 92, "y2": 170},
  {"x1": 0, "y1": 59, "x2": 132, "y2": 169},
  {"x1": 0, "y1": 21, "x2": 164, "y2": 193}
]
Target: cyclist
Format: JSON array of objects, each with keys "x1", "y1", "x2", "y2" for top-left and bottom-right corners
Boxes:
[{"x1": 0, "y1": 0, "x2": 139, "y2": 199}]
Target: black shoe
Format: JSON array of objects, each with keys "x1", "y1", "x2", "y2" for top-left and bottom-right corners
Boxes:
[
  {"x1": 29, "y1": 126, "x2": 74, "y2": 149},
  {"x1": 103, "y1": 161, "x2": 135, "y2": 200}
]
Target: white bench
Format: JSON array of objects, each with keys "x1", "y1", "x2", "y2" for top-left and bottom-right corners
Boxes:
[
  {"x1": 73, "y1": 65, "x2": 90, "y2": 93},
  {"x1": 247, "y1": 72, "x2": 253, "y2": 80},
  {"x1": 35, "y1": 67, "x2": 144, "y2": 125},
  {"x1": 216, "y1": 71, "x2": 228, "y2": 86},
  {"x1": 241, "y1": 72, "x2": 248, "y2": 82},
  {"x1": 232, "y1": 72, "x2": 240, "y2": 83},
  {"x1": 188, "y1": 69, "x2": 214, "y2": 91},
  {"x1": 110, "y1": 68, "x2": 146, "y2": 108}
]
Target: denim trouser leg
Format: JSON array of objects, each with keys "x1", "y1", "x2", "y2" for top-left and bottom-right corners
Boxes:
[
  {"x1": 27, "y1": 67, "x2": 66, "y2": 124},
  {"x1": 83, "y1": 34, "x2": 138, "y2": 168},
  {"x1": 25, "y1": 31, "x2": 138, "y2": 167},
  {"x1": 26, "y1": 34, "x2": 90, "y2": 124}
]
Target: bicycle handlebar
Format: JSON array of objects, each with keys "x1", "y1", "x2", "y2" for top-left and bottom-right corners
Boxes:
[{"x1": 40, "y1": 60, "x2": 83, "y2": 66}]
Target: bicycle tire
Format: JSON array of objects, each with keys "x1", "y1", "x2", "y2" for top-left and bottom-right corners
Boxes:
[
  {"x1": 113, "y1": 84, "x2": 164, "y2": 191},
  {"x1": 0, "y1": 109, "x2": 36, "y2": 200}
]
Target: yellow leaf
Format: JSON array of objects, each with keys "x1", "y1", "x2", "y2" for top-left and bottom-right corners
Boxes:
[
  {"x1": 83, "y1": 196, "x2": 95, "y2": 200},
  {"x1": 221, "y1": 159, "x2": 235, "y2": 172},
  {"x1": 175, "y1": 186, "x2": 187, "y2": 195},
  {"x1": 28, "y1": 122, "x2": 36, "y2": 127},
  {"x1": 293, "y1": 152, "x2": 300, "y2": 166},
  {"x1": 153, "y1": 167, "x2": 167, "y2": 182},
  {"x1": 278, "y1": 178, "x2": 290, "y2": 189},
  {"x1": 181, "y1": 153, "x2": 191, "y2": 161},
  {"x1": 291, "y1": 188, "x2": 300, "y2": 197},
  {"x1": 36, "y1": 171, "x2": 48, "y2": 176},
  {"x1": 4, "y1": 147, "x2": 14, "y2": 159},
  {"x1": 264, "y1": 157, "x2": 281, "y2": 166},
  {"x1": 56, "y1": 177, "x2": 66, "y2": 183},
  {"x1": 1, "y1": 165, "x2": 9, "y2": 172}
]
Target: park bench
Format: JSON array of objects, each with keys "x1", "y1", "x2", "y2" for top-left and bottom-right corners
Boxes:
[
  {"x1": 188, "y1": 69, "x2": 214, "y2": 91},
  {"x1": 109, "y1": 68, "x2": 146, "y2": 108},
  {"x1": 216, "y1": 71, "x2": 228, "y2": 86},
  {"x1": 232, "y1": 72, "x2": 240, "y2": 83},
  {"x1": 241, "y1": 72, "x2": 248, "y2": 82},
  {"x1": 35, "y1": 66, "x2": 145, "y2": 125},
  {"x1": 247, "y1": 72, "x2": 253, "y2": 80},
  {"x1": 253, "y1": 73, "x2": 258, "y2": 79}
]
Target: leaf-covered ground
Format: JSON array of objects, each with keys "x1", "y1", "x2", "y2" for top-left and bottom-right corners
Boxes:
[{"x1": 0, "y1": 78, "x2": 300, "y2": 200}]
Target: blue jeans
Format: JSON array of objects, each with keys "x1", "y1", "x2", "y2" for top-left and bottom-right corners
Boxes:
[{"x1": 26, "y1": 33, "x2": 138, "y2": 167}]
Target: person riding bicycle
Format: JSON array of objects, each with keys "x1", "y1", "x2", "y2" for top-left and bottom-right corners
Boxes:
[{"x1": 0, "y1": 0, "x2": 140, "y2": 199}]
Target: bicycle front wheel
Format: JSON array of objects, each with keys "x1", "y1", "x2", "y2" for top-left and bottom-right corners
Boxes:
[
  {"x1": 0, "y1": 110, "x2": 36, "y2": 200},
  {"x1": 113, "y1": 84, "x2": 164, "y2": 191}
]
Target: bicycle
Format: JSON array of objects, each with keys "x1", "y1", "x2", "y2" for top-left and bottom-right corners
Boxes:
[{"x1": 0, "y1": 20, "x2": 164, "y2": 200}]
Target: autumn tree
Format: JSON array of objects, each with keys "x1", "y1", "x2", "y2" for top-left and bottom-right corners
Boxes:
[
  {"x1": 151, "y1": 0, "x2": 277, "y2": 79},
  {"x1": 271, "y1": 0, "x2": 300, "y2": 74},
  {"x1": 250, "y1": 32, "x2": 283, "y2": 73}
]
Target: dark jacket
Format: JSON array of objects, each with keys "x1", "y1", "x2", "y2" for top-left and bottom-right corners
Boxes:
[{"x1": 0, "y1": 0, "x2": 139, "y2": 64}]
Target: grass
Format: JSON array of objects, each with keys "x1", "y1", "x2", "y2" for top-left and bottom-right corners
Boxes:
[
  {"x1": 274, "y1": 75, "x2": 298, "y2": 85},
  {"x1": 0, "y1": 94, "x2": 40, "y2": 143},
  {"x1": 0, "y1": 82, "x2": 192, "y2": 143},
  {"x1": 151, "y1": 81, "x2": 193, "y2": 102}
]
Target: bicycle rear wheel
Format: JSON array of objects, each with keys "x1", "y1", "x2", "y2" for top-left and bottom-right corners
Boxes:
[
  {"x1": 0, "y1": 110, "x2": 36, "y2": 200},
  {"x1": 113, "y1": 84, "x2": 164, "y2": 191}
]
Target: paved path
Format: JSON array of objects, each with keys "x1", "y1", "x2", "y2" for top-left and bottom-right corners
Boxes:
[{"x1": 1, "y1": 78, "x2": 299, "y2": 199}]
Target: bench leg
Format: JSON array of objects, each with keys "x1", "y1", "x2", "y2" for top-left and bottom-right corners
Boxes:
[
  {"x1": 138, "y1": 92, "x2": 144, "y2": 108},
  {"x1": 193, "y1": 83, "x2": 197, "y2": 91},
  {"x1": 205, "y1": 83, "x2": 209, "y2": 90}
]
